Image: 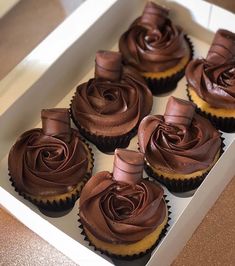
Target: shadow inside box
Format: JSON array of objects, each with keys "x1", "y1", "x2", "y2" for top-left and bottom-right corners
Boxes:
[
  {"x1": 112, "y1": 253, "x2": 151, "y2": 266},
  {"x1": 155, "y1": 0, "x2": 215, "y2": 44},
  {"x1": 171, "y1": 188, "x2": 197, "y2": 198}
]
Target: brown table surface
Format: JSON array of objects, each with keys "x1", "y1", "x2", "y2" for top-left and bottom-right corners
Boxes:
[{"x1": 0, "y1": 0, "x2": 235, "y2": 265}]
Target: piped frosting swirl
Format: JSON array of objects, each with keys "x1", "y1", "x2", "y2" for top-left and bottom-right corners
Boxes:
[
  {"x1": 186, "y1": 29, "x2": 235, "y2": 109},
  {"x1": 119, "y1": 1, "x2": 189, "y2": 72},
  {"x1": 79, "y1": 149, "x2": 166, "y2": 244},
  {"x1": 8, "y1": 108, "x2": 90, "y2": 196},
  {"x1": 138, "y1": 97, "x2": 221, "y2": 174},
  {"x1": 71, "y1": 50, "x2": 153, "y2": 136}
]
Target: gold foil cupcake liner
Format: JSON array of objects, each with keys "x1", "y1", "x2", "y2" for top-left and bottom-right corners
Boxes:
[
  {"x1": 78, "y1": 196, "x2": 171, "y2": 261},
  {"x1": 144, "y1": 35, "x2": 194, "y2": 95},
  {"x1": 186, "y1": 86, "x2": 235, "y2": 133},
  {"x1": 69, "y1": 102, "x2": 137, "y2": 153},
  {"x1": 9, "y1": 138, "x2": 94, "y2": 217},
  {"x1": 144, "y1": 138, "x2": 225, "y2": 193}
]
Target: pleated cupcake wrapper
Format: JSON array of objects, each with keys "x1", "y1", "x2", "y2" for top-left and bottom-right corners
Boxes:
[
  {"x1": 144, "y1": 164, "x2": 205, "y2": 193},
  {"x1": 144, "y1": 35, "x2": 194, "y2": 96},
  {"x1": 9, "y1": 138, "x2": 94, "y2": 215},
  {"x1": 9, "y1": 176, "x2": 82, "y2": 214},
  {"x1": 78, "y1": 196, "x2": 171, "y2": 261},
  {"x1": 186, "y1": 86, "x2": 235, "y2": 133},
  {"x1": 143, "y1": 137, "x2": 225, "y2": 193},
  {"x1": 69, "y1": 103, "x2": 137, "y2": 153}
]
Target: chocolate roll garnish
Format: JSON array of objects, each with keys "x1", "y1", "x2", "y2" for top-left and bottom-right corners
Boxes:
[
  {"x1": 164, "y1": 96, "x2": 196, "y2": 127},
  {"x1": 140, "y1": 1, "x2": 169, "y2": 28},
  {"x1": 207, "y1": 29, "x2": 235, "y2": 64},
  {"x1": 95, "y1": 50, "x2": 122, "y2": 81},
  {"x1": 41, "y1": 108, "x2": 72, "y2": 142},
  {"x1": 113, "y1": 149, "x2": 144, "y2": 186}
]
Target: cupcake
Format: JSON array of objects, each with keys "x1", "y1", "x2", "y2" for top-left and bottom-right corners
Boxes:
[
  {"x1": 138, "y1": 97, "x2": 222, "y2": 193},
  {"x1": 186, "y1": 29, "x2": 235, "y2": 132},
  {"x1": 79, "y1": 149, "x2": 168, "y2": 258},
  {"x1": 119, "y1": 1, "x2": 193, "y2": 95},
  {"x1": 8, "y1": 108, "x2": 94, "y2": 216},
  {"x1": 70, "y1": 50, "x2": 153, "y2": 153}
]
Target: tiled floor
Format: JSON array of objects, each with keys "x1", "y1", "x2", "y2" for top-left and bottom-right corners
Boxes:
[{"x1": 0, "y1": 1, "x2": 234, "y2": 265}]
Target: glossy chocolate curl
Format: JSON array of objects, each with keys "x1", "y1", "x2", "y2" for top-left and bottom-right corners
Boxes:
[
  {"x1": 207, "y1": 29, "x2": 235, "y2": 64},
  {"x1": 95, "y1": 50, "x2": 122, "y2": 81},
  {"x1": 113, "y1": 149, "x2": 144, "y2": 185},
  {"x1": 164, "y1": 96, "x2": 196, "y2": 127},
  {"x1": 41, "y1": 108, "x2": 71, "y2": 142},
  {"x1": 140, "y1": 1, "x2": 169, "y2": 28}
]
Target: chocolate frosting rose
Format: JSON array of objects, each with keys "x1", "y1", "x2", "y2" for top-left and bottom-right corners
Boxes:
[
  {"x1": 186, "y1": 60, "x2": 235, "y2": 109},
  {"x1": 8, "y1": 109, "x2": 90, "y2": 196},
  {"x1": 186, "y1": 29, "x2": 235, "y2": 109},
  {"x1": 138, "y1": 97, "x2": 221, "y2": 174},
  {"x1": 119, "y1": 1, "x2": 189, "y2": 72},
  {"x1": 80, "y1": 149, "x2": 167, "y2": 244},
  {"x1": 71, "y1": 51, "x2": 153, "y2": 136}
]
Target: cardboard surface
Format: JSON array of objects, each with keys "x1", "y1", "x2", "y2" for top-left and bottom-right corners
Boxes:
[{"x1": 0, "y1": 1, "x2": 235, "y2": 265}]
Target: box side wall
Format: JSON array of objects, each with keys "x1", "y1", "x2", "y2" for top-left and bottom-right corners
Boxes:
[
  {"x1": 209, "y1": 4, "x2": 235, "y2": 32},
  {"x1": 0, "y1": 1, "x2": 235, "y2": 266},
  {"x1": 147, "y1": 141, "x2": 235, "y2": 266},
  {"x1": 0, "y1": 0, "x2": 144, "y2": 160},
  {"x1": 152, "y1": 0, "x2": 214, "y2": 42}
]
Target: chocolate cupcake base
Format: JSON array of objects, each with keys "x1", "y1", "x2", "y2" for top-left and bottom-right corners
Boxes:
[
  {"x1": 144, "y1": 35, "x2": 194, "y2": 96},
  {"x1": 78, "y1": 198, "x2": 171, "y2": 261},
  {"x1": 187, "y1": 87, "x2": 235, "y2": 132},
  {"x1": 70, "y1": 108, "x2": 137, "y2": 153}
]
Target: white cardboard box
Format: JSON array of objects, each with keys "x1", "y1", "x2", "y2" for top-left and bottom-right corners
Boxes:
[
  {"x1": 0, "y1": 0, "x2": 21, "y2": 18},
  {"x1": 0, "y1": 1, "x2": 235, "y2": 265}
]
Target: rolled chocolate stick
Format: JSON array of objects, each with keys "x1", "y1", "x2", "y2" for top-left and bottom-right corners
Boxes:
[
  {"x1": 112, "y1": 149, "x2": 144, "y2": 186},
  {"x1": 164, "y1": 96, "x2": 196, "y2": 127},
  {"x1": 95, "y1": 50, "x2": 122, "y2": 81},
  {"x1": 41, "y1": 108, "x2": 72, "y2": 142},
  {"x1": 207, "y1": 29, "x2": 235, "y2": 64},
  {"x1": 140, "y1": 1, "x2": 169, "y2": 28}
]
